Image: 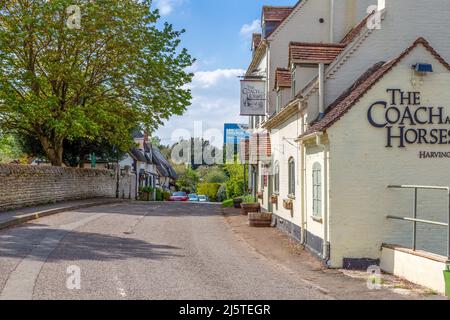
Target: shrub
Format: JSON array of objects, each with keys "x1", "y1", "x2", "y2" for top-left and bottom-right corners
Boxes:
[
  {"x1": 242, "y1": 194, "x2": 257, "y2": 204},
  {"x1": 222, "y1": 199, "x2": 234, "y2": 208},
  {"x1": 163, "y1": 191, "x2": 171, "y2": 201},
  {"x1": 139, "y1": 186, "x2": 154, "y2": 193},
  {"x1": 216, "y1": 184, "x2": 227, "y2": 202},
  {"x1": 155, "y1": 189, "x2": 163, "y2": 201},
  {"x1": 197, "y1": 183, "x2": 221, "y2": 202}
]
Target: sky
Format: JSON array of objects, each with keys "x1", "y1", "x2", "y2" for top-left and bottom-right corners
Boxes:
[{"x1": 153, "y1": 0, "x2": 298, "y2": 147}]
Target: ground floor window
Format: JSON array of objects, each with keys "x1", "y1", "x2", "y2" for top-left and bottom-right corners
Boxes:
[
  {"x1": 274, "y1": 162, "x2": 280, "y2": 194},
  {"x1": 312, "y1": 162, "x2": 322, "y2": 217},
  {"x1": 288, "y1": 158, "x2": 295, "y2": 196}
]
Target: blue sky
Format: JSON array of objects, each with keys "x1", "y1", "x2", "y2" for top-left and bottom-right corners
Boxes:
[{"x1": 153, "y1": 0, "x2": 298, "y2": 146}]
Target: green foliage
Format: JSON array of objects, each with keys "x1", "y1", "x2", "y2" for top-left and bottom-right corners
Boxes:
[
  {"x1": 139, "y1": 186, "x2": 154, "y2": 193},
  {"x1": 176, "y1": 167, "x2": 199, "y2": 193},
  {"x1": 155, "y1": 189, "x2": 163, "y2": 202},
  {"x1": 18, "y1": 134, "x2": 126, "y2": 167},
  {"x1": 224, "y1": 163, "x2": 246, "y2": 200},
  {"x1": 197, "y1": 183, "x2": 220, "y2": 202},
  {"x1": 242, "y1": 194, "x2": 257, "y2": 204},
  {"x1": 163, "y1": 191, "x2": 171, "y2": 201},
  {"x1": 222, "y1": 199, "x2": 234, "y2": 208},
  {"x1": 216, "y1": 184, "x2": 227, "y2": 202},
  {"x1": 0, "y1": 1, "x2": 194, "y2": 166},
  {"x1": 0, "y1": 133, "x2": 22, "y2": 163},
  {"x1": 205, "y1": 169, "x2": 228, "y2": 183}
]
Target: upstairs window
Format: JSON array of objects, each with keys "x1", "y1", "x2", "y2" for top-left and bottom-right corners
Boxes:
[{"x1": 312, "y1": 162, "x2": 322, "y2": 218}]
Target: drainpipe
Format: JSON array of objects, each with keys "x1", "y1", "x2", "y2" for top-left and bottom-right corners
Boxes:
[
  {"x1": 316, "y1": 133, "x2": 330, "y2": 264},
  {"x1": 300, "y1": 140, "x2": 307, "y2": 246},
  {"x1": 318, "y1": 63, "x2": 325, "y2": 119},
  {"x1": 329, "y1": 0, "x2": 335, "y2": 43}
]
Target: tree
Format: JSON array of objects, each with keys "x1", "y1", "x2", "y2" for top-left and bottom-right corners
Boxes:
[
  {"x1": 18, "y1": 133, "x2": 126, "y2": 167},
  {"x1": 224, "y1": 162, "x2": 247, "y2": 199},
  {"x1": 0, "y1": 0, "x2": 194, "y2": 166},
  {"x1": 176, "y1": 167, "x2": 199, "y2": 193}
]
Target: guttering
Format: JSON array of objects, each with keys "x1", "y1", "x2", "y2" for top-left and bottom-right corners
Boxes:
[
  {"x1": 262, "y1": 98, "x2": 301, "y2": 130},
  {"x1": 246, "y1": 40, "x2": 268, "y2": 77}
]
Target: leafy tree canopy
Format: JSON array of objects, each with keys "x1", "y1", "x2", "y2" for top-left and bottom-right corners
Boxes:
[{"x1": 0, "y1": 0, "x2": 194, "y2": 166}]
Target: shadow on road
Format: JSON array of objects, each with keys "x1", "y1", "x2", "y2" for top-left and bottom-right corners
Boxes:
[{"x1": 0, "y1": 223, "x2": 182, "y2": 262}]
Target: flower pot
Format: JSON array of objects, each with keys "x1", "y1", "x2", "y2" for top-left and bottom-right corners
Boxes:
[
  {"x1": 270, "y1": 195, "x2": 278, "y2": 204},
  {"x1": 241, "y1": 203, "x2": 261, "y2": 215},
  {"x1": 233, "y1": 198, "x2": 243, "y2": 209},
  {"x1": 283, "y1": 199, "x2": 293, "y2": 210},
  {"x1": 248, "y1": 212, "x2": 272, "y2": 227}
]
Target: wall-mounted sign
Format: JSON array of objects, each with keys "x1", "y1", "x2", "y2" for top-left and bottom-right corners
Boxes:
[
  {"x1": 240, "y1": 79, "x2": 266, "y2": 116},
  {"x1": 368, "y1": 89, "x2": 450, "y2": 148}
]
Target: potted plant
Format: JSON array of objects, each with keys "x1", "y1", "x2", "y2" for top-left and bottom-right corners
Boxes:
[
  {"x1": 270, "y1": 194, "x2": 278, "y2": 204},
  {"x1": 283, "y1": 198, "x2": 294, "y2": 210},
  {"x1": 139, "y1": 187, "x2": 153, "y2": 201},
  {"x1": 240, "y1": 195, "x2": 261, "y2": 216},
  {"x1": 233, "y1": 197, "x2": 243, "y2": 209}
]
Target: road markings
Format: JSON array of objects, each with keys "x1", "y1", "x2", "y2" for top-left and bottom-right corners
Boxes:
[{"x1": 0, "y1": 213, "x2": 106, "y2": 300}]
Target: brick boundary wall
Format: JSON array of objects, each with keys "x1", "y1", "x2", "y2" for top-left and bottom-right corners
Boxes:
[{"x1": 0, "y1": 164, "x2": 136, "y2": 212}]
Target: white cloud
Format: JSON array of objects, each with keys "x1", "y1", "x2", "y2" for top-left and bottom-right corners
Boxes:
[
  {"x1": 240, "y1": 20, "x2": 261, "y2": 38},
  {"x1": 190, "y1": 69, "x2": 244, "y2": 89},
  {"x1": 155, "y1": 0, "x2": 184, "y2": 16},
  {"x1": 155, "y1": 68, "x2": 246, "y2": 147}
]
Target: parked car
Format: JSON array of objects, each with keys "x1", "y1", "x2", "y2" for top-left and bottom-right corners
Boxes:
[
  {"x1": 198, "y1": 195, "x2": 209, "y2": 203},
  {"x1": 188, "y1": 194, "x2": 199, "y2": 202},
  {"x1": 170, "y1": 192, "x2": 189, "y2": 202}
]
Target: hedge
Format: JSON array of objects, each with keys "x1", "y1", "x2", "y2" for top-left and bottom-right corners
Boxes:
[{"x1": 197, "y1": 183, "x2": 221, "y2": 202}]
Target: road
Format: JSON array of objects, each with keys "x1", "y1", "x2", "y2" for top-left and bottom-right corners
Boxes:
[{"x1": 0, "y1": 202, "x2": 331, "y2": 300}]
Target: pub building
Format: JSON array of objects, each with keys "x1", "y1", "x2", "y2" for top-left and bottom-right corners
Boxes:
[{"x1": 240, "y1": 0, "x2": 450, "y2": 289}]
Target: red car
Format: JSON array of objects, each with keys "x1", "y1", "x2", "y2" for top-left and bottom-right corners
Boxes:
[{"x1": 170, "y1": 192, "x2": 189, "y2": 202}]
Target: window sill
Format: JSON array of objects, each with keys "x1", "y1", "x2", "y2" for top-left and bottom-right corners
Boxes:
[
  {"x1": 312, "y1": 216, "x2": 323, "y2": 223},
  {"x1": 287, "y1": 194, "x2": 296, "y2": 200}
]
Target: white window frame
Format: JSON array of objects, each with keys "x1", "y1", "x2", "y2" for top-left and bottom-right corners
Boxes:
[{"x1": 312, "y1": 162, "x2": 322, "y2": 218}]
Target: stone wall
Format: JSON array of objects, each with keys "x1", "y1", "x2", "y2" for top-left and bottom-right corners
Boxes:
[{"x1": 0, "y1": 164, "x2": 136, "y2": 211}]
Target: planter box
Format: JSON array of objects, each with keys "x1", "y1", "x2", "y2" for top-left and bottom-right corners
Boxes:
[
  {"x1": 248, "y1": 212, "x2": 272, "y2": 228},
  {"x1": 241, "y1": 203, "x2": 261, "y2": 216},
  {"x1": 139, "y1": 192, "x2": 151, "y2": 201}
]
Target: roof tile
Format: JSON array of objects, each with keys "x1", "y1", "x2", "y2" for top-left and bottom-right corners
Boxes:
[
  {"x1": 289, "y1": 42, "x2": 346, "y2": 65},
  {"x1": 275, "y1": 68, "x2": 292, "y2": 89}
]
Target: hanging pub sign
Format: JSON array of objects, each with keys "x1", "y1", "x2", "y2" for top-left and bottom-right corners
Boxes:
[
  {"x1": 240, "y1": 79, "x2": 266, "y2": 116},
  {"x1": 368, "y1": 89, "x2": 450, "y2": 149}
]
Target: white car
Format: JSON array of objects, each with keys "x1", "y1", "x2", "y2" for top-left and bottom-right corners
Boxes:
[{"x1": 198, "y1": 195, "x2": 209, "y2": 203}]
